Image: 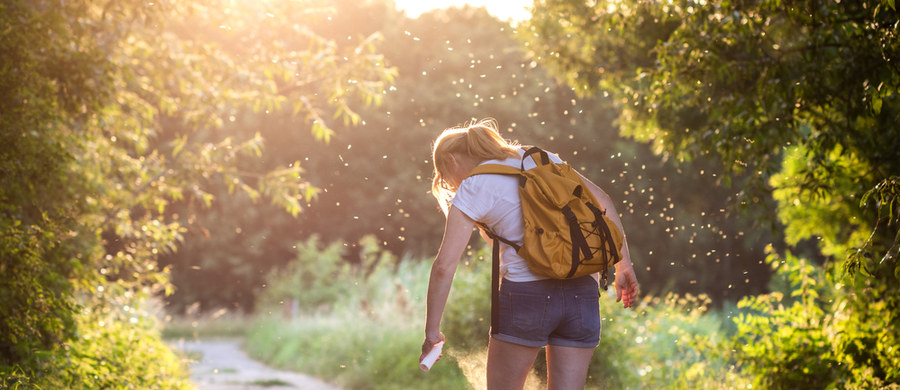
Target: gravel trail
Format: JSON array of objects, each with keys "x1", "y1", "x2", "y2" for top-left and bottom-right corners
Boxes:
[{"x1": 171, "y1": 339, "x2": 341, "y2": 390}]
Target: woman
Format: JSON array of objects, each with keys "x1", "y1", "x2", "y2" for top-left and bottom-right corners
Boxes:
[{"x1": 420, "y1": 118, "x2": 639, "y2": 390}]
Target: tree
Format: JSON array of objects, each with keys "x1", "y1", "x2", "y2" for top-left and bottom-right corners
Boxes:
[
  {"x1": 0, "y1": 0, "x2": 97, "y2": 366},
  {"x1": 521, "y1": 0, "x2": 900, "y2": 385},
  {"x1": 0, "y1": 0, "x2": 393, "y2": 385},
  {"x1": 159, "y1": 0, "x2": 778, "y2": 313},
  {"x1": 339, "y1": 2, "x2": 773, "y2": 303}
]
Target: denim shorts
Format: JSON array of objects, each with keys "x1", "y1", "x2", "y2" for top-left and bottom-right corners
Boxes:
[{"x1": 492, "y1": 276, "x2": 601, "y2": 348}]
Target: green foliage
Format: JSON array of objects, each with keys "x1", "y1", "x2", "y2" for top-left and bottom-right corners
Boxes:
[
  {"x1": 523, "y1": 0, "x2": 900, "y2": 385},
  {"x1": 771, "y1": 145, "x2": 873, "y2": 259},
  {"x1": 767, "y1": 145, "x2": 900, "y2": 386},
  {"x1": 586, "y1": 293, "x2": 748, "y2": 389},
  {"x1": 247, "y1": 313, "x2": 469, "y2": 390},
  {"x1": 523, "y1": 0, "x2": 900, "y2": 185},
  {"x1": 43, "y1": 307, "x2": 192, "y2": 389},
  {"x1": 161, "y1": 311, "x2": 255, "y2": 341},
  {"x1": 257, "y1": 235, "x2": 398, "y2": 312},
  {"x1": 733, "y1": 248, "x2": 836, "y2": 389},
  {"x1": 733, "y1": 247, "x2": 900, "y2": 389},
  {"x1": 164, "y1": 0, "x2": 777, "y2": 315},
  {"x1": 0, "y1": 0, "x2": 108, "y2": 367},
  {"x1": 247, "y1": 236, "x2": 749, "y2": 389},
  {"x1": 521, "y1": 0, "x2": 900, "y2": 253},
  {"x1": 442, "y1": 248, "x2": 493, "y2": 351},
  {"x1": 0, "y1": 221, "x2": 78, "y2": 366},
  {"x1": 854, "y1": 175, "x2": 900, "y2": 275},
  {"x1": 1, "y1": 301, "x2": 192, "y2": 389},
  {"x1": 247, "y1": 237, "x2": 467, "y2": 389},
  {"x1": 1, "y1": 0, "x2": 393, "y2": 383}
]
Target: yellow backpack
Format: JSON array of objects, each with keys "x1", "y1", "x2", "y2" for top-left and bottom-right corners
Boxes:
[{"x1": 467, "y1": 147, "x2": 624, "y2": 289}]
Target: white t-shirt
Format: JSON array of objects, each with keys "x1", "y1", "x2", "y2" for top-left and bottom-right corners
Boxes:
[{"x1": 451, "y1": 148, "x2": 564, "y2": 282}]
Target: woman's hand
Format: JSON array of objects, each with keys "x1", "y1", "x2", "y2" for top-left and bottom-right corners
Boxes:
[
  {"x1": 420, "y1": 332, "x2": 445, "y2": 362},
  {"x1": 614, "y1": 258, "x2": 639, "y2": 309}
]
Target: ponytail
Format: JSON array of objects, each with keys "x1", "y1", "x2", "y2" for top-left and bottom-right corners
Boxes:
[{"x1": 431, "y1": 118, "x2": 519, "y2": 214}]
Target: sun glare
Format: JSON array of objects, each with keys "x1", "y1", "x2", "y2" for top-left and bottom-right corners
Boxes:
[{"x1": 393, "y1": 0, "x2": 532, "y2": 21}]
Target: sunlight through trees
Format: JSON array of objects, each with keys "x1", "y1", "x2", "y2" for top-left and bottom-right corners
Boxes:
[{"x1": 2, "y1": 0, "x2": 898, "y2": 388}]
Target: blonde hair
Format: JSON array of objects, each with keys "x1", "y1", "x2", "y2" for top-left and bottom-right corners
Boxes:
[{"x1": 431, "y1": 118, "x2": 520, "y2": 214}]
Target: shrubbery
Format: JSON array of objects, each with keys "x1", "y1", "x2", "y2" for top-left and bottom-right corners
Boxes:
[
  {"x1": 734, "y1": 247, "x2": 900, "y2": 390},
  {"x1": 248, "y1": 233, "x2": 900, "y2": 389},
  {"x1": 248, "y1": 235, "x2": 469, "y2": 389},
  {"x1": 246, "y1": 236, "x2": 755, "y2": 389},
  {"x1": 2, "y1": 299, "x2": 191, "y2": 389}
]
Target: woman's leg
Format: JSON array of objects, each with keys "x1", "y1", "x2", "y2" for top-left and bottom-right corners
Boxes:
[
  {"x1": 486, "y1": 337, "x2": 541, "y2": 390},
  {"x1": 546, "y1": 345, "x2": 595, "y2": 390}
]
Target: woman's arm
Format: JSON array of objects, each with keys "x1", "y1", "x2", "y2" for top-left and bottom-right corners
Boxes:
[
  {"x1": 422, "y1": 206, "x2": 475, "y2": 357},
  {"x1": 578, "y1": 172, "x2": 640, "y2": 308}
]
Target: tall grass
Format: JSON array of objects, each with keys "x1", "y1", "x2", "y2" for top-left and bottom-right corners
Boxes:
[
  {"x1": 589, "y1": 294, "x2": 750, "y2": 389},
  {"x1": 247, "y1": 255, "x2": 471, "y2": 389},
  {"x1": 245, "y1": 236, "x2": 751, "y2": 389}
]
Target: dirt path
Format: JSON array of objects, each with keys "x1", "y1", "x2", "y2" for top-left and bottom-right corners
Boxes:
[{"x1": 171, "y1": 339, "x2": 342, "y2": 390}]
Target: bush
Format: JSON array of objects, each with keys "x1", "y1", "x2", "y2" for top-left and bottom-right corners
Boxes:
[
  {"x1": 246, "y1": 239, "x2": 469, "y2": 389},
  {"x1": 586, "y1": 292, "x2": 750, "y2": 389},
  {"x1": 441, "y1": 247, "x2": 493, "y2": 350},
  {"x1": 256, "y1": 235, "x2": 401, "y2": 314},
  {"x1": 246, "y1": 236, "x2": 752, "y2": 389},
  {"x1": 732, "y1": 247, "x2": 900, "y2": 389},
  {"x1": 1, "y1": 299, "x2": 192, "y2": 389}
]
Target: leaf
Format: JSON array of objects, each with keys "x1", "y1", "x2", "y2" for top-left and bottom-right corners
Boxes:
[
  {"x1": 241, "y1": 183, "x2": 260, "y2": 202},
  {"x1": 302, "y1": 185, "x2": 321, "y2": 203},
  {"x1": 311, "y1": 121, "x2": 334, "y2": 143},
  {"x1": 172, "y1": 134, "x2": 187, "y2": 157},
  {"x1": 201, "y1": 192, "x2": 214, "y2": 207}
]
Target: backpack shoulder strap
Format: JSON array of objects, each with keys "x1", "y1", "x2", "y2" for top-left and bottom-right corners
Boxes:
[
  {"x1": 476, "y1": 221, "x2": 518, "y2": 337},
  {"x1": 522, "y1": 146, "x2": 552, "y2": 166},
  {"x1": 466, "y1": 163, "x2": 522, "y2": 178},
  {"x1": 489, "y1": 231, "x2": 500, "y2": 336}
]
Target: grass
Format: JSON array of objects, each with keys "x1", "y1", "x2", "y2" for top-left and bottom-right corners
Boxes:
[
  {"x1": 230, "y1": 237, "x2": 752, "y2": 389},
  {"x1": 244, "y1": 257, "x2": 477, "y2": 389},
  {"x1": 161, "y1": 309, "x2": 254, "y2": 340},
  {"x1": 250, "y1": 378, "x2": 293, "y2": 386},
  {"x1": 245, "y1": 312, "x2": 470, "y2": 389}
]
